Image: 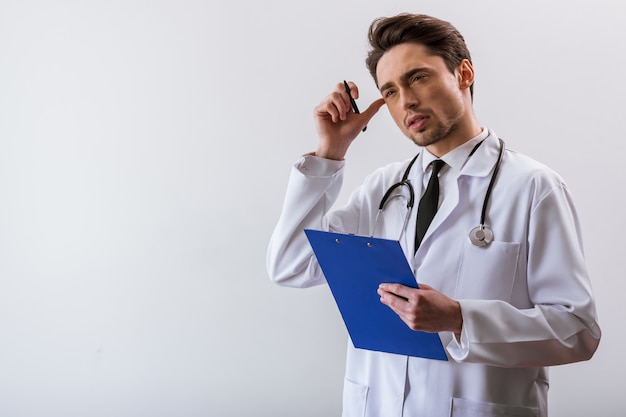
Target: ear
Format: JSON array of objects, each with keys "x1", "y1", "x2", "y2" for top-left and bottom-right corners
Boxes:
[{"x1": 457, "y1": 59, "x2": 475, "y2": 91}]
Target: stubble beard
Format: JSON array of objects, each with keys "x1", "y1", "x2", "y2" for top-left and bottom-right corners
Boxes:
[{"x1": 408, "y1": 118, "x2": 460, "y2": 148}]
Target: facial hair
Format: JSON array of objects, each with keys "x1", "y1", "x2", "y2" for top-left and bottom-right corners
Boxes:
[{"x1": 408, "y1": 116, "x2": 461, "y2": 148}]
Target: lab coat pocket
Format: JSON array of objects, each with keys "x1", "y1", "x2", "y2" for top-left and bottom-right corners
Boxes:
[
  {"x1": 455, "y1": 240, "x2": 520, "y2": 301},
  {"x1": 451, "y1": 397, "x2": 538, "y2": 416},
  {"x1": 342, "y1": 379, "x2": 368, "y2": 417}
]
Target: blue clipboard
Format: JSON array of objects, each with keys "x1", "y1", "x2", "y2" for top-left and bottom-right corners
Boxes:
[{"x1": 305, "y1": 229, "x2": 448, "y2": 361}]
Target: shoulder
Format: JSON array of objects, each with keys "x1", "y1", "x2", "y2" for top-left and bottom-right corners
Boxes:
[{"x1": 500, "y1": 146, "x2": 568, "y2": 200}]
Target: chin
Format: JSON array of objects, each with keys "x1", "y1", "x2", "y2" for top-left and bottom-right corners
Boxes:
[{"x1": 408, "y1": 132, "x2": 438, "y2": 148}]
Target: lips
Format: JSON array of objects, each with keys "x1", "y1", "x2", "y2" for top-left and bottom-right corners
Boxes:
[{"x1": 406, "y1": 114, "x2": 429, "y2": 131}]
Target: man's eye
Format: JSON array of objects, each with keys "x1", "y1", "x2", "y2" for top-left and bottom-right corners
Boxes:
[
  {"x1": 412, "y1": 75, "x2": 424, "y2": 83},
  {"x1": 384, "y1": 90, "x2": 395, "y2": 98}
]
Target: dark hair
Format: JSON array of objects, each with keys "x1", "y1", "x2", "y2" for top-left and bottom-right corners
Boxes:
[{"x1": 365, "y1": 14, "x2": 473, "y2": 96}]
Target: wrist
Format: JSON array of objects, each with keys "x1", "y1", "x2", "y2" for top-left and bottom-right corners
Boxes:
[
  {"x1": 452, "y1": 301, "x2": 463, "y2": 337},
  {"x1": 315, "y1": 144, "x2": 347, "y2": 161}
]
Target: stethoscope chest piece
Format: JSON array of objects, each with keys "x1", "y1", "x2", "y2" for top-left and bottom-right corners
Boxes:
[{"x1": 469, "y1": 225, "x2": 494, "y2": 247}]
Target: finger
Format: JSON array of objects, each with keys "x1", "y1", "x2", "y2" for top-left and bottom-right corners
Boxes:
[
  {"x1": 315, "y1": 93, "x2": 349, "y2": 123},
  {"x1": 335, "y1": 82, "x2": 354, "y2": 114},
  {"x1": 417, "y1": 283, "x2": 433, "y2": 291},
  {"x1": 379, "y1": 282, "x2": 407, "y2": 295},
  {"x1": 329, "y1": 90, "x2": 351, "y2": 121},
  {"x1": 345, "y1": 81, "x2": 359, "y2": 100},
  {"x1": 358, "y1": 98, "x2": 386, "y2": 125},
  {"x1": 314, "y1": 101, "x2": 339, "y2": 123},
  {"x1": 378, "y1": 284, "x2": 411, "y2": 302},
  {"x1": 378, "y1": 287, "x2": 406, "y2": 309}
]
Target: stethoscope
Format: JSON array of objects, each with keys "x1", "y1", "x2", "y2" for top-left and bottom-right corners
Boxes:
[{"x1": 373, "y1": 138, "x2": 505, "y2": 247}]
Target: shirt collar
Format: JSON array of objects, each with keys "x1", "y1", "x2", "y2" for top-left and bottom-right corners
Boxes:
[{"x1": 421, "y1": 128, "x2": 489, "y2": 173}]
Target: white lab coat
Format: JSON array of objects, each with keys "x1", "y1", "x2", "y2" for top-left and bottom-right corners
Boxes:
[{"x1": 267, "y1": 130, "x2": 600, "y2": 417}]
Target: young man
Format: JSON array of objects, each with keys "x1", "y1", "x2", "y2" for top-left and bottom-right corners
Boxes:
[{"x1": 267, "y1": 13, "x2": 600, "y2": 417}]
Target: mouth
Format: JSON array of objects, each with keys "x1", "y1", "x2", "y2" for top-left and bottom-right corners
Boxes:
[{"x1": 406, "y1": 114, "x2": 429, "y2": 131}]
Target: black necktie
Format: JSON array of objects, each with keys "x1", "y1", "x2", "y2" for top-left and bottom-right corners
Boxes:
[{"x1": 415, "y1": 159, "x2": 446, "y2": 253}]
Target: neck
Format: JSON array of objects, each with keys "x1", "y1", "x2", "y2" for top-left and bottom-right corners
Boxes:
[{"x1": 426, "y1": 117, "x2": 482, "y2": 158}]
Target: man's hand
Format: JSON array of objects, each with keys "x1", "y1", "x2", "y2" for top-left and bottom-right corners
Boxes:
[
  {"x1": 377, "y1": 283, "x2": 463, "y2": 337},
  {"x1": 314, "y1": 81, "x2": 385, "y2": 160}
]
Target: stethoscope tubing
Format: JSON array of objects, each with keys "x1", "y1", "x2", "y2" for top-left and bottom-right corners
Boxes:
[
  {"x1": 478, "y1": 138, "x2": 504, "y2": 227},
  {"x1": 374, "y1": 138, "x2": 505, "y2": 246}
]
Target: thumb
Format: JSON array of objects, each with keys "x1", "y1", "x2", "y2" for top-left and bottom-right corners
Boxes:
[{"x1": 359, "y1": 98, "x2": 386, "y2": 126}]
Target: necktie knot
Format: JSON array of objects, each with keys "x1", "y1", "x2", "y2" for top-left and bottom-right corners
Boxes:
[
  {"x1": 430, "y1": 159, "x2": 446, "y2": 176},
  {"x1": 415, "y1": 159, "x2": 446, "y2": 253}
]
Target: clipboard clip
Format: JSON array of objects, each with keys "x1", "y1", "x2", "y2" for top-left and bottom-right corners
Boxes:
[{"x1": 335, "y1": 237, "x2": 374, "y2": 248}]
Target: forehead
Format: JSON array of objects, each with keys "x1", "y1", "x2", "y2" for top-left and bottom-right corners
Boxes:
[{"x1": 376, "y1": 43, "x2": 448, "y2": 86}]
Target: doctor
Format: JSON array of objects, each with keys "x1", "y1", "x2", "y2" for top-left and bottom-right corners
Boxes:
[{"x1": 267, "y1": 13, "x2": 600, "y2": 417}]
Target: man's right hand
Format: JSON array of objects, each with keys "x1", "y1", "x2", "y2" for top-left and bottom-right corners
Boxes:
[{"x1": 314, "y1": 81, "x2": 385, "y2": 160}]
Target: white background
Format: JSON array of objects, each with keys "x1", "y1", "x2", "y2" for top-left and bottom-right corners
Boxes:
[{"x1": 0, "y1": 0, "x2": 624, "y2": 416}]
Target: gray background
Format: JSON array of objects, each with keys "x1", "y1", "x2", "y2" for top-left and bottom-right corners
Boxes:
[{"x1": 0, "y1": 0, "x2": 623, "y2": 416}]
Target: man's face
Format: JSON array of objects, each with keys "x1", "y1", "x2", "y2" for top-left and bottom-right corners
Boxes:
[{"x1": 376, "y1": 43, "x2": 474, "y2": 156}]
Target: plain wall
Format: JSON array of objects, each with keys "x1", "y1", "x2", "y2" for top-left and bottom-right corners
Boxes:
[{"x1": 0, "y1": 0, "x2": 624, "y2": 416}]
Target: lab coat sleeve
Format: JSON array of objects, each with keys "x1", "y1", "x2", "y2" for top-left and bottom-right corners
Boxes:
[
  {"x1": 266, "y1": 155, "x2": 362, "y2": 288},
  {"x1": 447, "y1": 183, "x2": 601, "y2": 367}
]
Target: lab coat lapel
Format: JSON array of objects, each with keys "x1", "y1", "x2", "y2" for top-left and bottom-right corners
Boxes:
[
  {"x1": 459, "y1": 133, "x2": 502, "y2": 178},
  {"x1": 415, "y1": 133, "x2": 501, "y2": 251}
]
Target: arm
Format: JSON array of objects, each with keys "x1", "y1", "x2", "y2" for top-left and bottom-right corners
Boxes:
[
  {"x1": 266, "y1": 155, "x2": 344, "y2": 288},
  {"x1": 266, "y1": 82, "x2": 385, "y2": 288},
  {"x1": 379, "y1": 182, "x2": 600, "y2": 367},
  {"x1": 447, "y1": 183, "x2": 601, "y2": 366}
]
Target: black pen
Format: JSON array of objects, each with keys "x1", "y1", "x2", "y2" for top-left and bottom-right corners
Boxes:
[{"x1": 343, "y1": 80, "x2": 367, "y2": 132}]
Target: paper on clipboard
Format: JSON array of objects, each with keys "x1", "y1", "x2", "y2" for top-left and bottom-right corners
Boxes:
[{"x1": 304, "y1": 229, "x2": 448, "y2": 361}]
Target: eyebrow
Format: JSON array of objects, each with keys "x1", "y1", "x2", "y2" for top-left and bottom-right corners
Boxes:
[{"x1": 379, "y1": 67, "x2": 429, "y2": 93}]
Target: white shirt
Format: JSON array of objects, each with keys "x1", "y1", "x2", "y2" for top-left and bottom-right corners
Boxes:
[{"x1": 420, "y1": 128, "x2": 489, "y2": 198}]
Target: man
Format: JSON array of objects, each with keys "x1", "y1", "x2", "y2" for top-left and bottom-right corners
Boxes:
[{"x1": 267, "y1": 13, "x2": 600, "y2": 417}]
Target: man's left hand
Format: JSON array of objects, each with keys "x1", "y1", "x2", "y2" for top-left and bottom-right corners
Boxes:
[{"x1": 377, "y1": 283, "x2": 463, "y2": 337}]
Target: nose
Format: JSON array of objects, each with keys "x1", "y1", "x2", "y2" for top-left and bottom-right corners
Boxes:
[{"x1": 399, "y1": 87, "x2": 419, "y2": 110}]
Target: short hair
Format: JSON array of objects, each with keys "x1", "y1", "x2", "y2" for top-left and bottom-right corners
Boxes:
[{"x1": 365, "y1": 14, "x2": 473, "y2": 97}]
